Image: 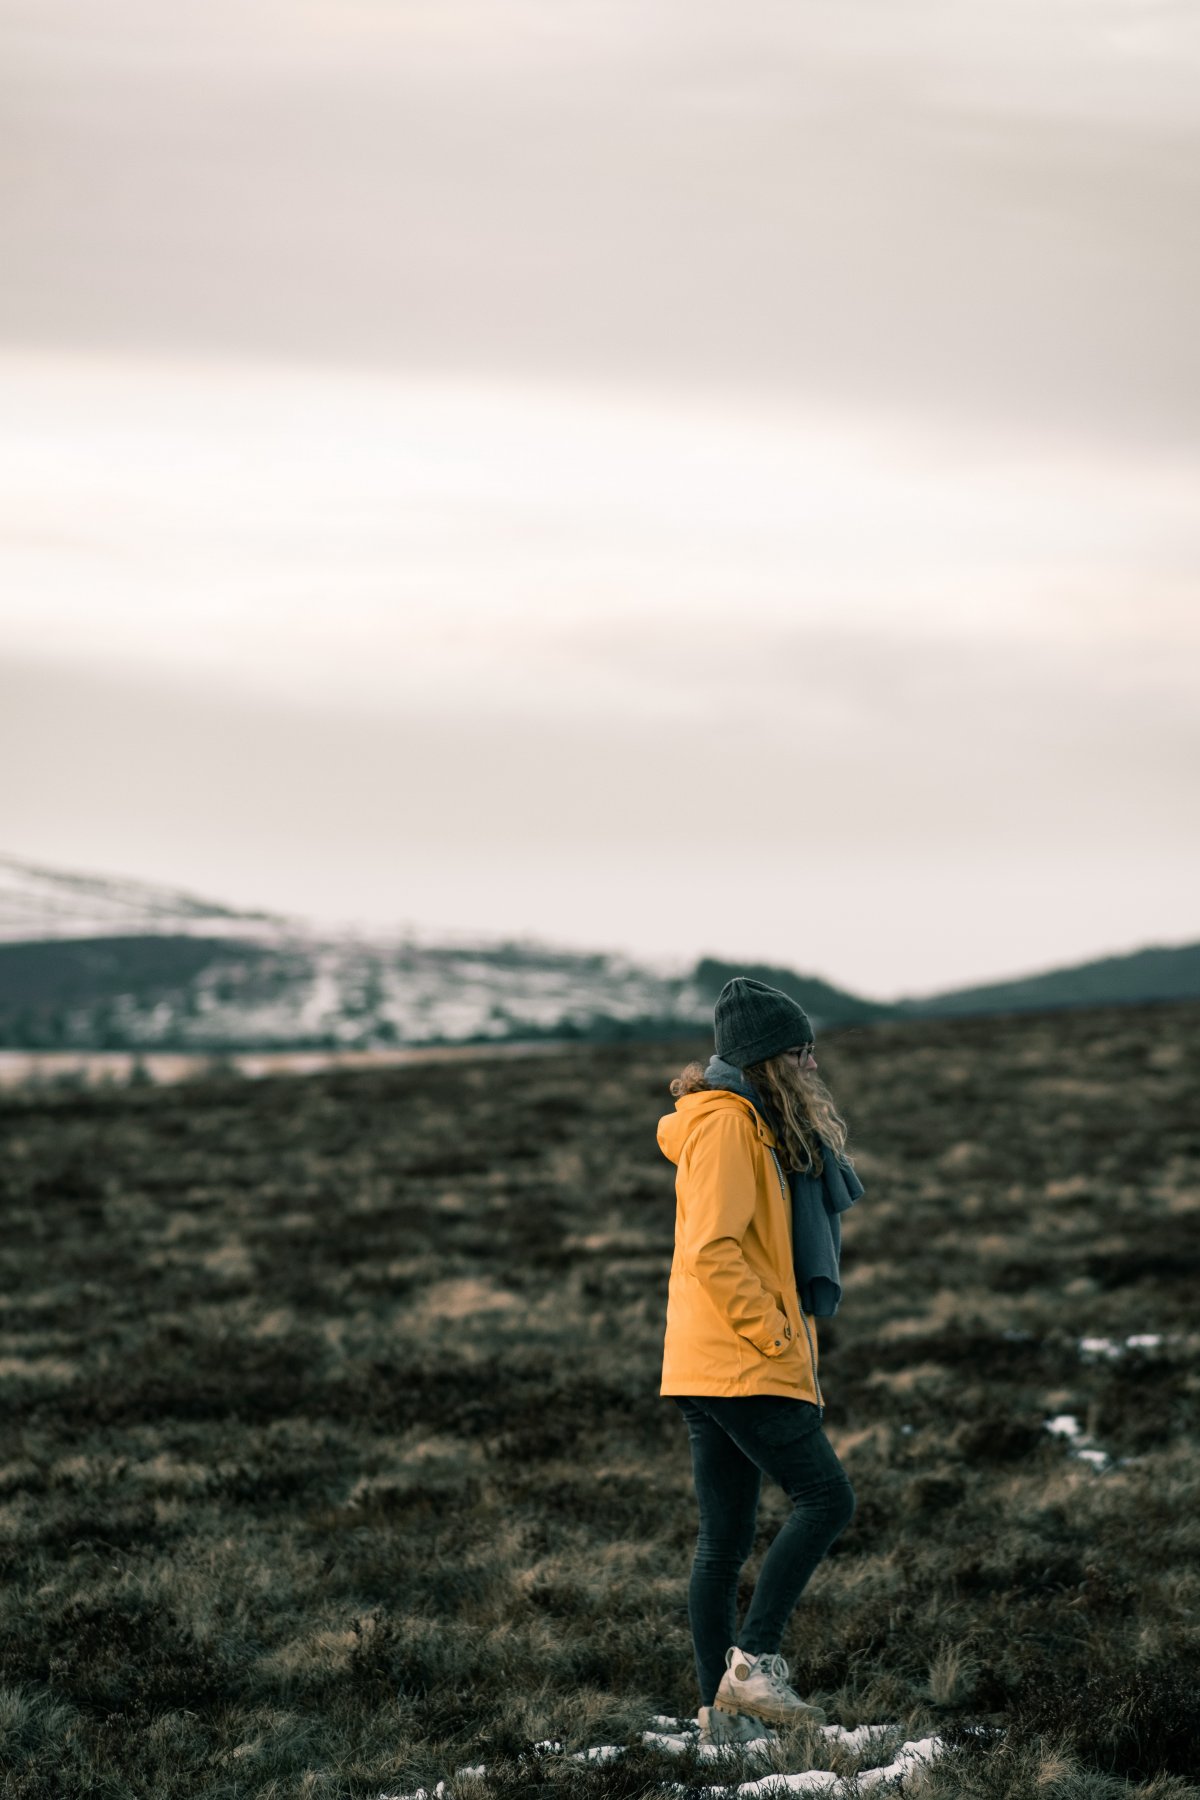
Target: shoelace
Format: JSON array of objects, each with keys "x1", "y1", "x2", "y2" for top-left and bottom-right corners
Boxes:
[{"x1": 750, "y1": 1651, "x2": 798, "y2": 1697}]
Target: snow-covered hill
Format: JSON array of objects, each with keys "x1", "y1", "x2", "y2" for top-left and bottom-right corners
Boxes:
[
  {"x1": 0, "y1": 854, "x2": 724, "y2": 1051},
  {"x1": 0, "y1": 852, "x2": 294, "y2": 945}
]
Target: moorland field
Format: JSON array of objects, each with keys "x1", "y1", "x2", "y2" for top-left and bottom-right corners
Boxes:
[{"x1": 1, "y1": 1000, "x2": 1198, "y2": 1799}]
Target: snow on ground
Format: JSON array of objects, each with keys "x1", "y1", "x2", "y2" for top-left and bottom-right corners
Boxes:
[
  {"x1": 1043, "y1": 1330, "x2": 1196, "y2": 1474},
  {"x1": 378, "y1": 1716, "x2": 952, "y2": 1799},
  {"x1": 1077, "y1": 1332, "x2": 1184, "y2": 1360},
  {"x1": 1043, "y1": 1413, "x2": 1116, "y2": 1472},
  {"x1": 295, "y1": 944, "x2": 349, "y2": 1037}
]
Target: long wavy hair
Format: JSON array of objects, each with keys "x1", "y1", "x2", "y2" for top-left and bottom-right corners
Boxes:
[{"x1": 669, "y1": 1049, "x2": 853, "y2": 1177}]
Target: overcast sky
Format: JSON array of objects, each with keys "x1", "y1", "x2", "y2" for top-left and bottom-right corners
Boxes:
[{"x1": 1, "y1": 0, "x2": 1197, "y2": 999}]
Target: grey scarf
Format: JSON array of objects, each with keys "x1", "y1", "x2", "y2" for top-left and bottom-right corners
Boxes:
[{"x1": 703, "y1": 1053, "x2": 863, "y2": 1317}]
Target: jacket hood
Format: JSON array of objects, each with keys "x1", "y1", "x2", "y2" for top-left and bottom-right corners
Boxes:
[
  {"x1": 656, "y1": 1085, "x2": 779, "y2": 1167},
  {"x1": 703, "y1": 1052, "x2": 763, "y2": 1105}
]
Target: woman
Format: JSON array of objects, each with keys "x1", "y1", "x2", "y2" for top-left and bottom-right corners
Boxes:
[{"x1": 657, "y1": 976, "x2": 862, "y2": 1748}]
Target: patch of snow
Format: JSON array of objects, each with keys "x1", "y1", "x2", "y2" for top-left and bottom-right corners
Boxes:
[
  {"x1": 1043, "y1": 1413, "x2": 1121, "y2": 1474},
  {"x1": 684, "y1": 1771, "x2": 837, "y2": 1795},
  {"x1": 854, "y1": 1736, "x2": 945, "y2": 1793},
  {"x1": 1077, "y1": 1331, "x2": 1184, "y2": 1362},
  {"x1": 823, "y1": 1725, "x2": 895, "y2": 1755},
  {"x1": 1078, "y1": 1337, "x2": 1124, "y2": 1361},
  {"x1": 295, "y1": 946, "x2": 348, "y2": 1035},
  {"x1": 656, "y1": 1723, "x2": 946, "y2": 1795},
  {"x1": 376, "y1": 1717, "x2": 953, "y2": 1800}
]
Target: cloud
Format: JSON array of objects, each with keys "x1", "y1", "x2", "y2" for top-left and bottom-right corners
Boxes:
[
  {"x1": 2, "y1": 352, "x2": 1198, "y2": 730},
  {"x1": 3, "y1": 0, "x2": 1198, "y2": 448}
]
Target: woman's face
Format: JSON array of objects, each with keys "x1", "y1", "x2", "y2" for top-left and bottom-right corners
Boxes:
[{"x1": 785, "y1": 1043, "x2": 817, "y2": 1073}]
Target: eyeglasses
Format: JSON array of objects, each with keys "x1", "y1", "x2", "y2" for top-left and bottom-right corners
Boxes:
[{"x1": 788, "y1": 1043, "x2": 816, "y2": 1061}]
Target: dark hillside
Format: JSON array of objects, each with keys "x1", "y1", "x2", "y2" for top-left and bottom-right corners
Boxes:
[
  {"x1": 0, "y1": 933, "x2": 284, "y2": 1049},
  {"x1": 0, "y1": 932, "x2": 268, "y2": 1008},
  {"x1": 892, "y1": 939, "x2": 1200, "y2": 1018},
  {"x1": 1, "y1": 999, "x2": 1198, "y2": 1798},
  {"x1": 689, "y1": 956, "x2": 889, "y2": 1027}
]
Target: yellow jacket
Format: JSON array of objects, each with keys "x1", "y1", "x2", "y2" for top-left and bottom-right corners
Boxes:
[{"x1": 657, "y1": 1088, "x2": 823, "y2": 1403}]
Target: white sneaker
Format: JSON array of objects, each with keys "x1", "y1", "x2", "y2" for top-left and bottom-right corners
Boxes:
[{"x1": 712, "y1": 1644, "x2": 827, "y2": 1727}]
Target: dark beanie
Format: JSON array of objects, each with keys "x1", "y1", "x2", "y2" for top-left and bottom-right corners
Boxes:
[{"x1": 714, "y1": 977, "x2": 814, "y2": 1069}]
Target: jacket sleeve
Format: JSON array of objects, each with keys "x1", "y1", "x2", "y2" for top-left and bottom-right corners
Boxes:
[{"x1": 680, "y1": 1110, "x2": 790, "y2": 1357}]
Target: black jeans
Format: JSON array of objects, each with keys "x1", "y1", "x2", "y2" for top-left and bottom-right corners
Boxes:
[{"x1": 672, "y1": 1394, "x2": 856, "y2": 1709}]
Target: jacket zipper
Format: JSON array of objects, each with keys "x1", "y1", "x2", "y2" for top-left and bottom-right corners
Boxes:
[{"x1": 768, "y1": 1144, "x2": 824, "y2": 1408}]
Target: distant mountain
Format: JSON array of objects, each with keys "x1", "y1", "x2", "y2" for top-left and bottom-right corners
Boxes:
[
  {"x1": 0, "y1": 852, "x2": 290, "y2": 943},
  {"x1": 888, "y1": 940, "x2": 1200, "y2": 1019},
  {"x1": 0, "y1": 853, "x2": 1193, "y2": 1052}
]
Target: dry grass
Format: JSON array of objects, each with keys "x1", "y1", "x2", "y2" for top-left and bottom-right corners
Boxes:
[{"x1": 0, "y1": 999, "x2": 1198, "y2": 1797}]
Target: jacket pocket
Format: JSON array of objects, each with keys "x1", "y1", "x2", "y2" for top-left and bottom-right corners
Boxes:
[{"x1": 755, "y1": 1294, "x2": 793, "y2": 1357}]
